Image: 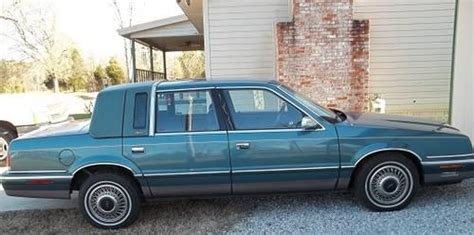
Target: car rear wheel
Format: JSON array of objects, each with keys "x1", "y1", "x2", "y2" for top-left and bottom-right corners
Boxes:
[
  {"x1": 79, "y1": 172, "x2": 141, "y2": 229},
  {"x1": 0, "y1": 127, "x2": 15, "y2": 162},
  {"x1": 353, "y1": 153, "x2": 419, "y2": 211}
]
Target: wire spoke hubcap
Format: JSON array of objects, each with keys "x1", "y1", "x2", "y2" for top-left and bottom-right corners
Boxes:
[
  {"x1": 366, "y1": 162, "x2": 413, "y2": 208},
  {"x1": 85, "y1": 182, "x2": 131, "y2": 226},
  {"x1": 0, "y1": 137, "x2": 8, "y2": 161}
]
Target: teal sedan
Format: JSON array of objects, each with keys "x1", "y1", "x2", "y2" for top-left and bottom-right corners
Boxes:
[{"x1": 1, "y1": 80, "x2": 473, "y2": 229}]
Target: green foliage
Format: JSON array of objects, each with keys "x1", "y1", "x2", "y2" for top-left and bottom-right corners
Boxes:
[
  {"x1": 170, "y1": 51, "x2": 205, "y2": 79},
  {"x1": 68, "y1": 48, "x2": 88, "y2": 91},
  {"x1": 105, "y1": 58, "x2": 126, "y2": 85},
  {"x1": 0, "y1": 60, "x2": 30, "y2": 93},
  {"x1": 93, "y1": 65, "x2": 107, "y2": 90}
]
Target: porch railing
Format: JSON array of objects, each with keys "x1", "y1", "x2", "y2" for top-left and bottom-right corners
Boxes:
[{"x1": 135, "y1": 69, "x2": 165, "y2": 82}]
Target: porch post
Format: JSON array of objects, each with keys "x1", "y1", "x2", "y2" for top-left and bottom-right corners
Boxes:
[
  {"x1": 162, "y1": 50, "x2": 167, "y2": 80},
  {"x1": 149, "y1": 46, "x2": 154, "y2": 73},
  {"x1": 131, "y1": 39, "x2": 137, "y2": 83}
]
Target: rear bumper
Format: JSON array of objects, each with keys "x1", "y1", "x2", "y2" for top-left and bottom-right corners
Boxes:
[
  {"x1": 0, "y1": 172, "x2": 72, "y2": 199},
  {"x1": 422, "y1": 158, "x2": 474, "y2": 185}
]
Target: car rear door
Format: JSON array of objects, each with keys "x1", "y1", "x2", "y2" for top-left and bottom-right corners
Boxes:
[
  {"x1": 122, "y1": 87, "x2": 231, "y2": 198},
  {"x1": 220, "y1": 86, "x2": 340, "y2": 194}
]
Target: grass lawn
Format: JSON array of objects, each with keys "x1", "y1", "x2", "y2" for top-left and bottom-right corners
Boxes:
[{"x1": 70, "y1": 113, "x2": 92, "y2": 120}]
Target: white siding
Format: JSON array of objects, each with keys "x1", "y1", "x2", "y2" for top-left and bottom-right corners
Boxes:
[
  {"x1": 452, "y1": 0, "x2": 474, "y2": 140},
  {"x1": 205, "y1": 0, "x2": 290, "y2": 80},
  {"x1": 354, "y1": 0, "x2": 457, "y2": 121}
]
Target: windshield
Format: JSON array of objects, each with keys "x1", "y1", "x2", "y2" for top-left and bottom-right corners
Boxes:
[{"x1": 278, "y1": 84, "x2": 338, "y2": 121}]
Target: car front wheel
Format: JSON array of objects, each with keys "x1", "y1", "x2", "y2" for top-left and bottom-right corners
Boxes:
[
  {"x1": 0, "y1": 127, "x2": 15, "y2": 162},
  {"x1": 79, "y1": 172, "x2": 141, "y2": 229},
  {"x1": 353, "y1": 153, "x2": 419, "y2": 211}
]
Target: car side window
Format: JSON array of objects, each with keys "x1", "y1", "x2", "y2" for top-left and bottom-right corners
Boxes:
[
  {"x1": 133, "y1": 92, "x2": 148, "y2": 129},
  {"x1": 156, "y1": 90, "x2": 220, "y2": 133},
  {"x1": 224, "y1": 89, "x2": 305, "y2": 130}
]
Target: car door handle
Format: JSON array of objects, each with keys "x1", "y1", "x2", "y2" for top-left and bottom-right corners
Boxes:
[
  {"x1": 236, "y1": 143, "x2": 250, "y2": 150},
  {"x1": 131, "y1": 147, "x2": 145, "y2": 154}
]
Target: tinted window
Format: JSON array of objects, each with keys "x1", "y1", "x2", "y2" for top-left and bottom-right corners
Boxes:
[
  {"x1": 156, "y1": 90, "x2": 219, "y2": 133},
  {"x1": 133, "y1": 93, "x2": 148, "y2": 129},
  {"x1": 224, "y1": 89, "x2": 304, "y2": 130}
]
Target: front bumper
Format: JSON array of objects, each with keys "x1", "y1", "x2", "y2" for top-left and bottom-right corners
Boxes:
[
  {"x1": 0, "y1": 172, "x2": 72, "y2": 199},
  {"x1": 422, "y1": 157, "x2": 474, "y2": 185}
]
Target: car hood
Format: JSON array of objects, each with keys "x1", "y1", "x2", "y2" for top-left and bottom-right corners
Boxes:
[
  {"x1": 345, "y1": 112, "x2": 458, "y2": 133},
  {"x1": 19, "y1": 120, "x2": 90, "y2": 139}
]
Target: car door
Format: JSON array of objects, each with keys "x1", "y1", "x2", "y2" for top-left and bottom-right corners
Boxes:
[
  {"x1": 123, "y1": 88, "x2": 231, "y2": 198},
  {"x1": 221, "y1": 86, "x2": 340, "y2": 194}
]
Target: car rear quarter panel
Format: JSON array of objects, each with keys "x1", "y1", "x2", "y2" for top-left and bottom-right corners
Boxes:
[{"x1": 5, "y1": 133, "x2": 149, "y2": 198}]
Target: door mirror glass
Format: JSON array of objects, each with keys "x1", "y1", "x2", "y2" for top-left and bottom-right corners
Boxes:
[{"x1": 301, "y1": 116, "x2": 319, "y2": 129}]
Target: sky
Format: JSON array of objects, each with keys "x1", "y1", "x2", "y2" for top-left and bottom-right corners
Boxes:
[{"x1": 0, "y1": 0, "x2": 183, "y2": 62}]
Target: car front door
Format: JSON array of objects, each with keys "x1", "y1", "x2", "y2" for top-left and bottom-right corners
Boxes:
[
  {"x1": 221, "y1": 86, "x2": 340, "y2": 194},
  {"x1": 123, "y1": 88, "x2": 231, "y2": 197}
]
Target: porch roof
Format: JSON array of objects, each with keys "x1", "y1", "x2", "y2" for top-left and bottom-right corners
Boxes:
[{"x1": 118, "y1": 15, "x2": 203, "y2": 51}]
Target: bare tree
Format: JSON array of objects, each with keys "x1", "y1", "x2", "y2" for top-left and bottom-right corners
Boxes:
[
  {"x1": 0, "y1": 0, "x2": 71, "y2": 92},
  {"x1": 111, "y1": 0, "x2": 134, "y2": 83}
]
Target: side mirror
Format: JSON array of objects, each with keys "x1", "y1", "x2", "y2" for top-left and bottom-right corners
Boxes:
[{"x1": 301, "y1": 116, "x2": 319, "y2": 129}]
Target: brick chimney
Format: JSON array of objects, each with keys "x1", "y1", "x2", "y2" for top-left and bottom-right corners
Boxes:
[{"x1": 276, "y1": 0, "x2": 369, "y2": 112}]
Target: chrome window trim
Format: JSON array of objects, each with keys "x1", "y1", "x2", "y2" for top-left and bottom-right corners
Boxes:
[
  {"x1": 232, "y1": 166, "x2": 339, "y2": 174},
  {"x1": 154, "y1": 131, "x2": 227, "y2": 136},
  {"x1": 7, "y1": 170, "x2": 67, "y2": 174},
  {"x1": 422, "y1": 158, "x2": 474, "y2": 166},
  {"x1": 156, "y1": 86, "x2": 216, "y2": 93},
  {"x1": 275, "y1": 85, "x2": 333, "y2": 125},
  {"x1": 143, "y1": 170, "x2": 229, "y2": 177},
  {"x1": 149, "y1": 82, "x2": 159, "y2": 136},
  {"x1": 353, "y1": 148, "x2": 424, "y2": 167},
  {"x1": 426, "y1": 153, "x2": 474, "y2": 159},
  {"x1": 228, "y1": 129, "x2": 322, "y2": 134},
  {"x1": 72, "y1": 163, "x2": 138, "y2": 176},
  {"x1": 218, "y1": 85, "x2": 326, "y2": 131}
]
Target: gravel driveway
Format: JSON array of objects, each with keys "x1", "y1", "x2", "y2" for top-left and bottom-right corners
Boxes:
[
  {"x1": 228, "y1": 179, "x2": 474, "y2": 234},
  {"x1": 0, "y1": 179, "x2": 473, "y2": 234}
]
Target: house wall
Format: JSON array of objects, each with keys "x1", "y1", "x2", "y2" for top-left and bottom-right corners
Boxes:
[
  {"x1": 204, "y1": 0, "x2": 291, "y2": 79},
  {"x1": 451, "y1": 0, "x2": 473, "y2": 140},
  {"x1": 276, "y1": 0, "x2": 370, "y2": 112},
  {"x1": 353, "y1": 0, "x2": 457, "y2": 121},
  {"x1": 203, "y1": 0, "x2": 468, "y2": 134}
]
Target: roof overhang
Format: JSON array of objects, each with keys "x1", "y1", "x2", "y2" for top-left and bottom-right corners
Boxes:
[
  {"x1": 177, "y1": 0, "x2": 203, "y2": 33},
  {"x1": 118, "y1": 15, "x2": 203, "y2": 51}
]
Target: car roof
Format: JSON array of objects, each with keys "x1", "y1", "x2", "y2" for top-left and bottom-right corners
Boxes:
[
  {"x1": 101, "y1": 79, "x2": 279, "y2": 93},
  {"x1": 156, "y1": 79, "x2": 278, "y2": 90}
]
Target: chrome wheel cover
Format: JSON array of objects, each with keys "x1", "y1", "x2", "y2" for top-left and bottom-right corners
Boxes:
[
  {"x1": 84, "y1": 181, "x2": 132, "y2": 226},
  {"x1": 365, "y1": 161, "x2": 413, "y2": 208},
  {"x1": 0, "y1": 137, "x2": 8, "y2": 161}
]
